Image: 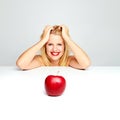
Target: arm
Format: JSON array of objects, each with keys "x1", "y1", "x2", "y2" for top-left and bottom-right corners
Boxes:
[
  {"x1": 61, "y1": 25, "x2": 91, "y2": 69},
  {"x1": 16, "y1": 25, "x2": 53, "y2": 70}
]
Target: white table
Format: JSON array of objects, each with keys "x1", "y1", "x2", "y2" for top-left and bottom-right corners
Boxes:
[{"x1": 0, "y1": 66, "x2": 120, "y2": 120}]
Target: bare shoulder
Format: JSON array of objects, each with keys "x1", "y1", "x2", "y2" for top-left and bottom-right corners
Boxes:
[
  {"x1": 67, "y1": 56, "x2": 75, "y2": 65},
  {"x1": 68, "y1": 55, "x2": 83, "y2": 69},
  {"x1": 34, "y1": 55, "x2": 44, "y2": 65},
  {"x1": 68, "y1": 55, "x2": 75, "y2": 61},
  {"x1": 34, "y1": 55, "x2": 42, "y2": 60}
]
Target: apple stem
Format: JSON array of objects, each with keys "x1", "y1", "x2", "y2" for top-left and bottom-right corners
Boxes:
[{"x1": 57, "y1": 70, "x2": 60, "y2": 75}]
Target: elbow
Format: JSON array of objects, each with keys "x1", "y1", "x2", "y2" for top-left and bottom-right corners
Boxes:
[
  {"x1": 80, "y1": 59, "x2": 91, "y2": 70},
  {"x1": 16, "y1": 60, "x2": 27, "y2": 70},
  {"x1": 84, "y1": 61, "x2": 91, "y2": 69}
]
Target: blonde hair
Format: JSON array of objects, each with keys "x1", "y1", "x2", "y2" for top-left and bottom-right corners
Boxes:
[{"x1": 40, "y1": 25, "x2": 70, "y2": 66}]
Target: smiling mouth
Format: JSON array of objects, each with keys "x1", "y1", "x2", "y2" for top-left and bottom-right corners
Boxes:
[{"x1": 51, "y1": 52, "x2": 60, "y2": 56}]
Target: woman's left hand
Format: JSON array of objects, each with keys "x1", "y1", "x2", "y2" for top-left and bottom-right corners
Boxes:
[{"x1": 61, "y1": 25, "x2": 70, "y2": 40}]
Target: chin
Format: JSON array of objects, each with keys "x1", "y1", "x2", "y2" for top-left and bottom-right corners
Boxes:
[{"x1": 52, "y1": 58, "x2": 60, "y2": 61}]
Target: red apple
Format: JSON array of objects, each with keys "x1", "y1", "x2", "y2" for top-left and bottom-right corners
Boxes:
[{"x1": 45, "y1": 75, "x2": 66, "y2": 96}]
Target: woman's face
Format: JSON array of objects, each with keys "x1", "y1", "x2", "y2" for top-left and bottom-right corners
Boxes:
[{"x1": 45, "y1": 34, "x2": 65, "y2": 63}]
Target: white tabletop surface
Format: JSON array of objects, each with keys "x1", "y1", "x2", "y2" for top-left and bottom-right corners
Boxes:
[{"x1": 0, "y1": 66, "x2": 120, "y2": 120}]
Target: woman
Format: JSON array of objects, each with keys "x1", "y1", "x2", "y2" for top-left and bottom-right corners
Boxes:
[{"x1": 16, "y1": 25, "x2": 91, "y2": 70}]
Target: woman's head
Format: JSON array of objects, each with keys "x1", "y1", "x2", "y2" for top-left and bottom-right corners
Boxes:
[{"x1": 41, "y1": 25, "x2": 69, "y2": 66}]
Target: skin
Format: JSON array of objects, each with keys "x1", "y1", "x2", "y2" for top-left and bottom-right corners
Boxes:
[
  {"x1": 16, "y1": 25, "x2": 91, "y2": 70},
  {"x1": 46, "y1": 34, "x2": 65, "y2": 65}
]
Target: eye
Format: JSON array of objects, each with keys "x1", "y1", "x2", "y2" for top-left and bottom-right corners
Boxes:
[
  {"x1": 47, "y1": 43, "x2": 53, "y2": 46},
  {"x1": 57, "y1": 43, "x2": 62, "y2": 46}
]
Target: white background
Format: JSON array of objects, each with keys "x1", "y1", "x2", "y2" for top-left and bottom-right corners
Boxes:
[
  {"x1": 0, "y1": 0, "x2": 120, "y2": 66},
  {"x1": 0, "y1": 66, "x2": 120, "y2": 120}
]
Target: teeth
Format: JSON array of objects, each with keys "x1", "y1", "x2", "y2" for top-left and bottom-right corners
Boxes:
[
  {"x1": 53, "y1": 53, "x2": 58, "y2": 55},
  {"x1": 51, "y1": 52, "x2": 59, "y2": 56}
]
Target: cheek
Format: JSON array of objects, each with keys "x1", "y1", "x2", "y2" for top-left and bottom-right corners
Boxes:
[
  {"x1": 46, "y1": 46, "x2": 52, "y2": 52},
  {"x1": 59, "y1": 46, "x2": 65, "y2": 52}
]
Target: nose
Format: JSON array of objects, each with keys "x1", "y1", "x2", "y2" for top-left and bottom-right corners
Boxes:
[{"x1": 53, "y1": 45, "x2": 58, "y2": 51}]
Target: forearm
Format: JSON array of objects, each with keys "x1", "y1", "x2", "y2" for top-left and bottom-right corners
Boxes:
[
  {"x1": 65, "y1": 37, "x2": 91, "y2": 66},
  {"x1": 16, "y1": 40, "x2": 45, "y2": 67}
]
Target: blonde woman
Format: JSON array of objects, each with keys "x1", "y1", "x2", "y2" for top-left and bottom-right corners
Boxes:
[{"x1": 16, "y1": 25, "x2": 91, "y2": 70}]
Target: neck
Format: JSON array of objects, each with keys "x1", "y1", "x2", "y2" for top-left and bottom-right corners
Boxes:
[{"x1": 50, "y1": 60, "x2": 59, "y2": 66}]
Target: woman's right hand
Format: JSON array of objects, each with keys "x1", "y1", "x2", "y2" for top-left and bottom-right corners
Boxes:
[{"x1": 40, "y1": 25, "x2": 53, "y2": 43}]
